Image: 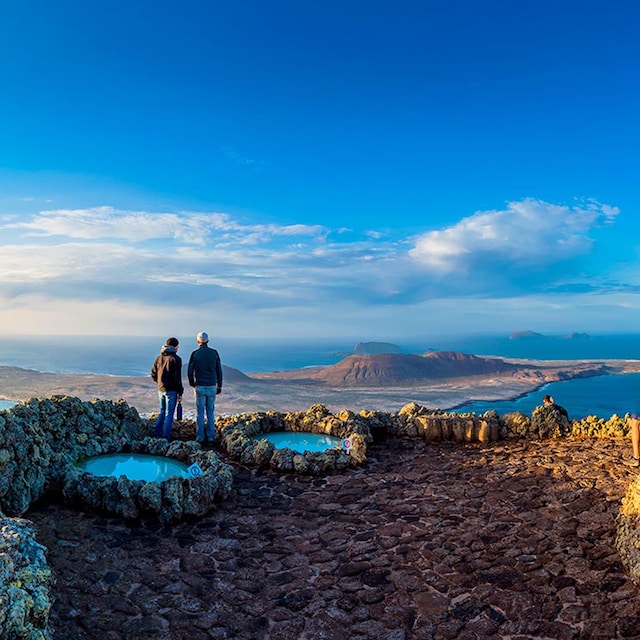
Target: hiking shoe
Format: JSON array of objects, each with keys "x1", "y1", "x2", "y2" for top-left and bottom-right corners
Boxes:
[{"x1": 625, "y1": 457, "x2": 640, "y2": 468}]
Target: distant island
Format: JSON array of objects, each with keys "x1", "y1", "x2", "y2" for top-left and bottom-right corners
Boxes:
[
  {"x1": 352, "y1": 341, "x2": 403, "y2": 355},
  {"x1": 510, "y1": 330, "x2": 593, "y2": 341},
  {"x1": 510, "y1": 330, "x2": 545, "y2": 340},
  {"x1": 2, "y1": 349, "x2": 639, "y2": 415}
]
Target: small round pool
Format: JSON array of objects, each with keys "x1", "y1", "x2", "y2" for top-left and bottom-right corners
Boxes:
[
  {"x1": 77, "y1": 453, "x2": 191, "y2": 482},
  {"x1": 251, "y1": 432, "x2": 344, "y2": 453}
]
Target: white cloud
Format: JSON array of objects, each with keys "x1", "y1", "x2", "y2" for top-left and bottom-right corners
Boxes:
[
  {"x1": 9, "y1": 207, "x2": 189, "y2": 241},
  {"x1": 5, "y1": 206, "x2": 328, "y2": 246},
  {"x1": 409, "y1": 198, "x2": 620, "y2": 274},
  {"x1": 0, "y1": 242, "x2": 154, "y2": 282},
  {"x1": 0, "y1": 198, "x2": 634, "y2": 338}
]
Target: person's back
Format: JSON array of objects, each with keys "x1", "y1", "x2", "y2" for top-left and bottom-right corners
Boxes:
[
  {"x1": 188, "y1": 343, "x2": 222, "y2": 387},
  {"x1": 153, "y1": 344, "x2": 183, "y2": 392},
  {"x1": 188, "y1": 331, "x2": 223, "y2": 447},
  {"x1": 150, "y1": 337, "x2": 184, "y2": 439}
]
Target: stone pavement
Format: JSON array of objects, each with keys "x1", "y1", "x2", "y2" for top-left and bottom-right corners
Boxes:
[{"x1": 28, "y1": 436, "x2": 640, "y2": 640}]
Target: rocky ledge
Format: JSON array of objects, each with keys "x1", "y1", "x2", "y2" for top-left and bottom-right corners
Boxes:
[
  {"x1": 2, "y1": 395, "x2": 640, "y2": 639},
  {"x1": 0, "y1": 395, "x2": 234, "y2": 640},
  {"x1": 0, "y1": 518, "x2": 55, "y2": 640},
  {"x1": 30, "y1": 437, "x2": 640, "y2": 639},
  {"x1": 616, "y1": 477, "x2": 640, "y2": 583}
]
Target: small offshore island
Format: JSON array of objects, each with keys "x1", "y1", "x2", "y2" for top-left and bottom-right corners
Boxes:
[{"x1": 2, "y1": 347, "x2": 640, "y2": 416}]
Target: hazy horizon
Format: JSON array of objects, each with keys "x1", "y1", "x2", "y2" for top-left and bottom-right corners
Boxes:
[{"x1": 3, "y1": 332, "x2": 640, "y2": 380}]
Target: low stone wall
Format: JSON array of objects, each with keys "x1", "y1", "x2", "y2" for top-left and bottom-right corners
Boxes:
[
  {"x1": 0, "y1": 395, "x2": 638, "y2": 639},
  {"x1": 617, "y1": 477, "x2": 640, "y2": 583},
  {"x1": 215, "y1": 402, "x2": 507, "y2": 473},
  {"x1": 0, "y1": 395, "x2": 148, "y2": 517},
  {"x1": 0, "y1": 395, "x2": 233, "y2": 524},
  {"x1": 214, "y1": 401, "x2": 612, "y2": 473},
  {"x1": 353, "y1": 402, "x2": 574, "y2": 443},
  {"x1": 0, "y1": 518, "x2": 55, "y2": 640},
  {"x1": 62, "y1": 439, "x2": 233, "y2": 522},
  {"x1": 216, "y1": 404, "x2": 370, "y2": 473},
  {"x1": 0, "y1": 395, "x2": 233, "y2": 639},
  {"x1": 571, "y1": 413, "x2": 629, "y2": 438},
  {"x1": 384, "y1": 403, "x2": 502, "y2": 442}
]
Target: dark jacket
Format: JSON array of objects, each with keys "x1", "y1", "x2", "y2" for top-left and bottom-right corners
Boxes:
[
  {"x1": 188, "y1": 344, "x2": 223, "y2": 388},
  {"x1": 151, "y1": 345, "x2": 184, "y2": 394}
]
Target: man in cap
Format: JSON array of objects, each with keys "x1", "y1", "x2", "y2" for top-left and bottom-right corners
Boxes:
[{"x1": 187, "y1": 331, "x2": 223, "y2": 447}]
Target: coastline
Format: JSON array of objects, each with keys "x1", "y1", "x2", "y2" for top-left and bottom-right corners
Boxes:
[{"x1": 2, "y1": 357, "x2": 640, "y2": 416}]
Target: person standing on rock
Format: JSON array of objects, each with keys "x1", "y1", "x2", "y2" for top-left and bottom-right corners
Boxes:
[
  {"x1": 626, "y1": 415, "x2": 640, "y2": 467},
  {"x1": 151, "y1": 337, "x2": 184, "y2": 440},
  {"x1": 188, "y1": 331, "x2": 223, "y2": 448}
]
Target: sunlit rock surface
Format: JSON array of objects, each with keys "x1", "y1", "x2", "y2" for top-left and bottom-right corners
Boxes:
[
  {"x1": 617, "y1": 476, "x2": 640, "y2": 583},
  {"x1": 2, "y1": 395, "x2": 640, "y2": 639}
]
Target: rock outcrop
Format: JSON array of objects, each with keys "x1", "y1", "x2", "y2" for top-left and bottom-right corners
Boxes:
[
  {"x1": 617, "y1": 476, "x2": 640, "y2": 583},
  {"x1": 1, "y1": 394, "x2": 640, "y2": 640},
  {"x1": 531, "y1": 402, "x2": 571, "y2": 439},
  {"x1": 0, "y1": 518, "x2": 55, "y2": 640},
  {"x1": 216, "y1": 404, "x2": 370, "y2": 472},
  {"x1": 0, "y1": 395, "x2": 234, "y2": 639}
]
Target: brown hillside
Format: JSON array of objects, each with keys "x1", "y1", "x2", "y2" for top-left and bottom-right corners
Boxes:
[
  {"x1": 421, "y1": 351, "x2": 516, "y2": 375},
  {"x1": 307, "y1": 351, "x2": 516, "y2": 386},
  {"x1": 221, "y1": 365, "x2": 251, "y2": 383}
]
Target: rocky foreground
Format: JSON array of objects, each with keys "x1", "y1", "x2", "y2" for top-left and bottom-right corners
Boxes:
[{"x1": 29, "y1": 435, "x2": 640, "y2": 640}]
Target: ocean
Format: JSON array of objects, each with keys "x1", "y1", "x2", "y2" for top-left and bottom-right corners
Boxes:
[
  {"x1": 452, "y1": 373, "x2": 640, "y2": 419},
  {"x1": 1, "y1": 333, "x2": 640, "y2": 418},
  {"x1": 0, "y1": 335, "x2": 358, "y2": 376}
]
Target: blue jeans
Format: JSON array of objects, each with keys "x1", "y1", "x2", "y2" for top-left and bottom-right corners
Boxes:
[
  {"x1": 154, "y1": 390, "x2": 178, "y2": 439},
  {"x1": 195, "y1": 386, "x2": 217, "y2": 442}
]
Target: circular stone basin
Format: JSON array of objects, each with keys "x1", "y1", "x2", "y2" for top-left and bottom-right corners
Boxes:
[
  {"x1": 252, "y1": 431, "x2": 344, "y2": 453},
  {"x1": 77, "y1": 453, "x2": 190, "y2": 482}
]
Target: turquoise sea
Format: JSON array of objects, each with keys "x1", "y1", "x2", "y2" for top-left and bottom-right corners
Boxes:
[
  {"x1": 452, "y1": 373, "x2": 640, "y2": 419},
  {"x1": 1, "y1": 333, "x2": 640, "y2": 419}
]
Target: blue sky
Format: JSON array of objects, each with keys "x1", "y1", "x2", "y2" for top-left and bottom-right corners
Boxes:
[{"x1": 0, "y1": 0, "x2": 638, "y2": 340}]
